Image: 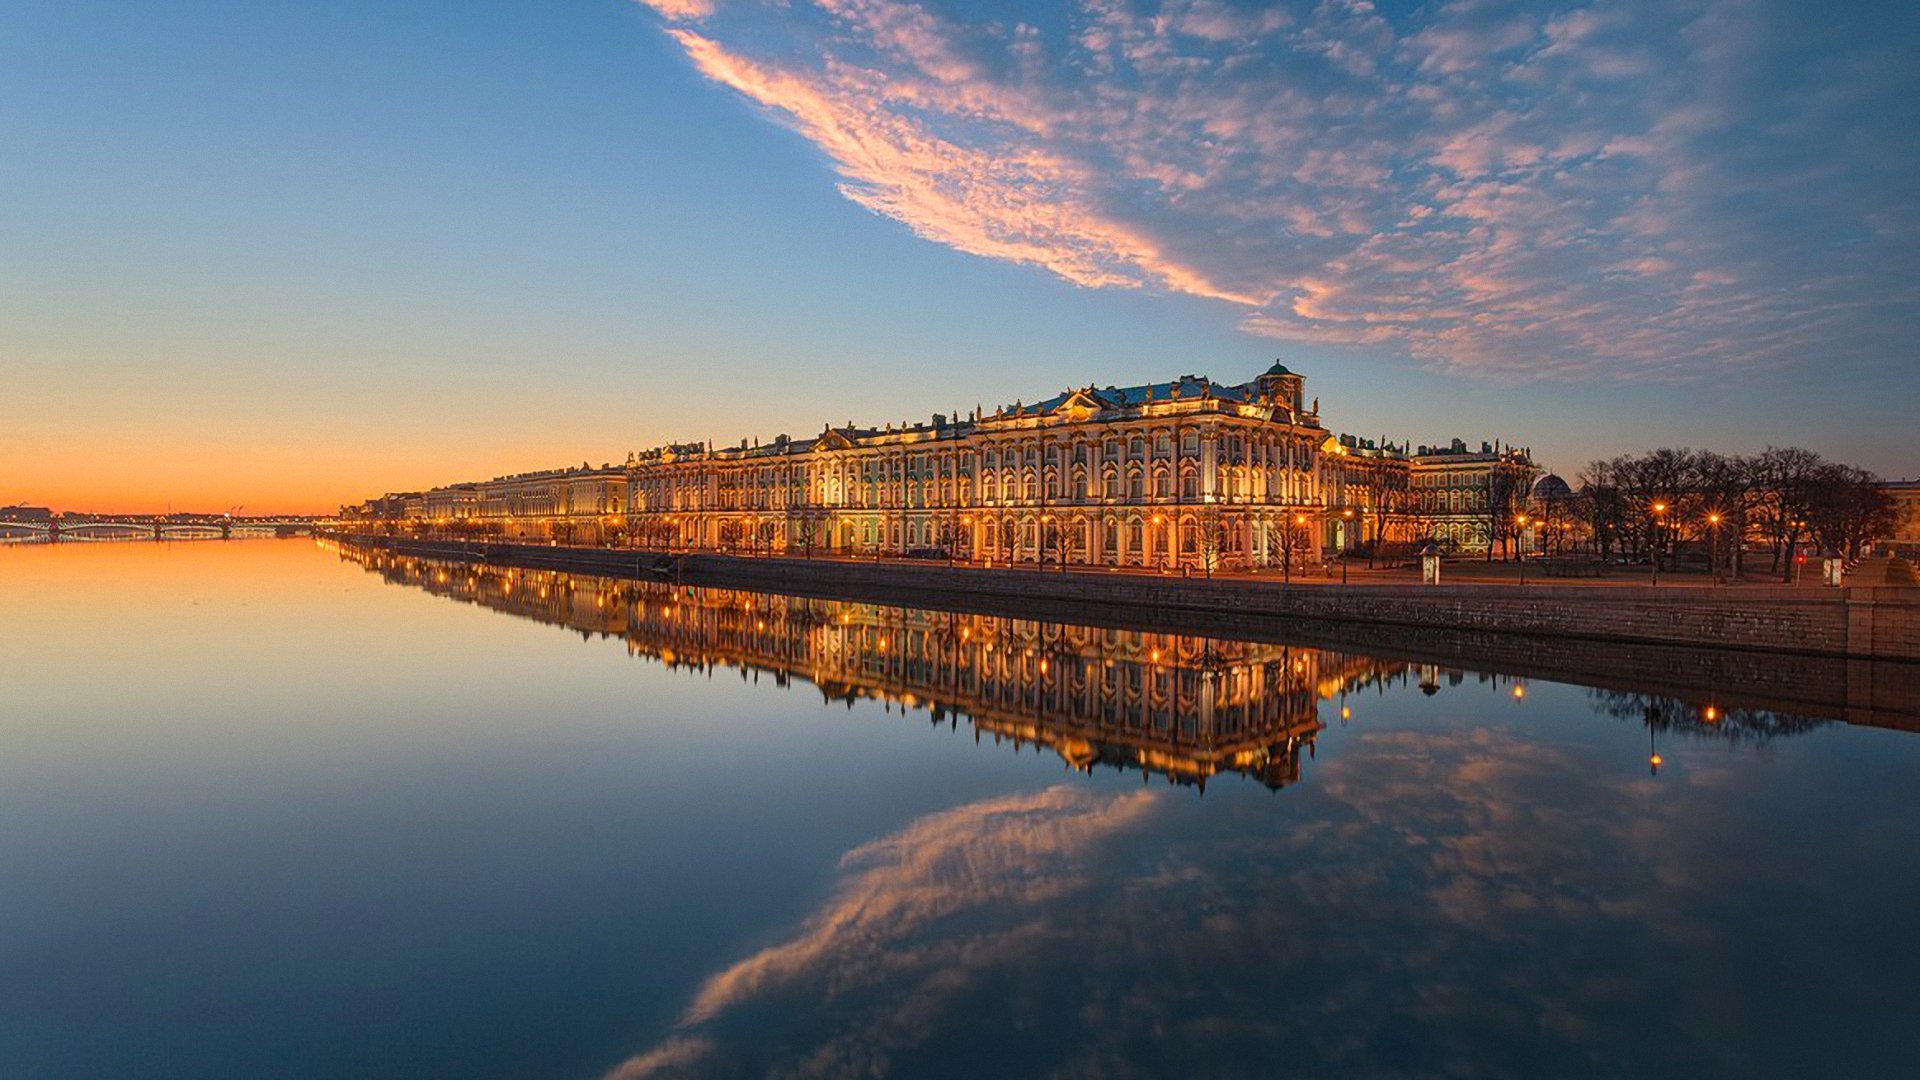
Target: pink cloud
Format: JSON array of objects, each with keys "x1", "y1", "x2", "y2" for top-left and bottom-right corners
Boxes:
[{"x1": 637, "y1": 0, "x2": 1914, "y2": 381}]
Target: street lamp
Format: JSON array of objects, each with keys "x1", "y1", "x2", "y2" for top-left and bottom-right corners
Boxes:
[
  {"x1": 1650, "y1": 501, "x2": 1667, "y2": 586},
  {"x1": 1707, "y1": 511, "x2": 1723, "y2": 583},
  {"x1": 1340, "y1": 507, "x2": 1354, "y2": 584},
  {"x1": 1283, "y1": 512, "x2": 1307, "y2": 585},
  {"x1": 1514, "y1": 513, "x2": 1530, "y2": 584},
  {"x1": 1152, "y1": 513, "x2": 1165, "y2": 573}
]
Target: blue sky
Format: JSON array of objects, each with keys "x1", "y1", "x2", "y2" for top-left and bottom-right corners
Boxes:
[{"x1": 3, "y1": 0, "x2": 1914, "y2": 512}]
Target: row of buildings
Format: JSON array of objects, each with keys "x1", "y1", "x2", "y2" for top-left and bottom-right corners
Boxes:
[{"x1": 342, "y1": 363, "x2": 1546, "y2": 570}]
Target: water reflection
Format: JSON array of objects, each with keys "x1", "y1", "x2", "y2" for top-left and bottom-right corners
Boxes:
[
  {"x1": 8, "y1": 541, "x2": 1914, "y2": 1080},
  {"x1": 339, "y1": 547, "x2": 1464, "y2": 791},
  {"x1": 337, "y1": 544, "x2": 1837, "y2": 791},
  {"x1": 320, "y1": 545, "x2": 1920, "y2": 1080}
]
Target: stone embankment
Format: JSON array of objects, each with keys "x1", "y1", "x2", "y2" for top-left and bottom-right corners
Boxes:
[{"x1": 329, "y1": 534, "x2": 1919, "y2": 662}]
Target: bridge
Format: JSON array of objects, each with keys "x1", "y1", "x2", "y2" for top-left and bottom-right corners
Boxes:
[{"x1": 0, "y1": 517, "x2": 325, "y2": 542}]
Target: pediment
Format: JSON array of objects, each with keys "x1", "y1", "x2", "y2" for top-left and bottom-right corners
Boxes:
[{"x1": 1051, "y1": 389, "x2": 1107, "y2": 422}]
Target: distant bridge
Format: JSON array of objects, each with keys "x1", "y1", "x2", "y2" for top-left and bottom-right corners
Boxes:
[{"x1": 0, "y1": 518, "x2": 323, "y2": 542}]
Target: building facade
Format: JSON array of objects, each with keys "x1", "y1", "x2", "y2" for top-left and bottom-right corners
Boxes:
[
  {"x1": 1408, "y1": 439, "x2": 1542, "y2": 554},
  {"x1": 345, "y1": 363, "x2": 1539, "y2": 566},
  {"x1": 1881, "y1": 480, "x2": 1920, "y2": 553}
]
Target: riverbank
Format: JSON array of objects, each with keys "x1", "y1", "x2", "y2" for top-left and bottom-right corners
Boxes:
[{"x1": 325, "y1": 533, "x2": 1918, "y2": 664}]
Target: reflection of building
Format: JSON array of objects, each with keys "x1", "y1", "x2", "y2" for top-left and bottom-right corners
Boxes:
[
  {"x1": 343, "y1": 363, "x2": 1538, "y2": 567},
  {"x1": 337, "y1": 545, "x2": 1412, "y2": 790}
]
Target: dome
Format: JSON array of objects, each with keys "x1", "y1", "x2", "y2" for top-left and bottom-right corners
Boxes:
[
  {"x1": 1530, "y1": 473, "x2": 1574, "y2": 501},
  {"x1": 1263, "y1": 360, "x2": 1296, "y2": 377}
]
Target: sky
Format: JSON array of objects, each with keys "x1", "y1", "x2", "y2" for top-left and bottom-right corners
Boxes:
[{"x1": 3, "y1": 0, "x2": 1915, "y2": 514}]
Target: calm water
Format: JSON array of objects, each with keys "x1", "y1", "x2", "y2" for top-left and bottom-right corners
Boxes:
[{"x1": 4, "y1": 540, "x2": 1918, "y2": 1079}]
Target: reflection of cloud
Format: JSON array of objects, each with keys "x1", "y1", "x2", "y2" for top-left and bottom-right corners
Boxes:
[
  {"x1": 599, "y1": 720, "x2": 1909, "y2": 1077},
  {"x1": 605, "y1": 1037, "x2": 715, "y2": 1080},
  {"x1": 605, "y1": 785, "x2": 1158, "y2": 1078},
  {"x1": 632, "y1": 0, "x2": 1918, "y2": 379}
]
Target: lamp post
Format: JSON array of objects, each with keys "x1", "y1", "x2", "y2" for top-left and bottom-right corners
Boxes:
[
  {"x1": 1708, "y1": 511, "x2": 1723, "y2": 584},
  {"x1": 1152, "y1": 513, "x2": 1165, "y2": 573},
  {"x1": 1650, "y1": 501, "x2": 1666, "y2": 586},
  {"x1": 1283, "y1": 512, "x2": 1307, "y2": 585},
  {"x1": 1340, "y1": 507, "x2": 1354, "y2": 584},
  {"x1": 1515, "y1": 514, "x2": 1530, "y2": 584}
]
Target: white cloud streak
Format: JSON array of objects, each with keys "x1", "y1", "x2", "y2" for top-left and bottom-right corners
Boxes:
[{"x1": 634, "y1": 0, "x2": 1919, "y2": 380}]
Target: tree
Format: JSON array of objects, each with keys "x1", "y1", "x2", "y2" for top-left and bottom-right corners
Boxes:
[
  {"x1": 1748, "y1": 446, "x2": 1825, "y2": 580},
  {"x1": 1576, "y1": 459, "x2": 1630, "y2": 561},
  {"x1": 1196, "y1": 510, "x2": 1227, "y2": 578},
  {"x1": 1483, "y1": 468, "x2": 1525, "y2": 561},
  {"x1": 1691, "y1": 450, "x2": 1757, "y2": 577},
  {"x1": 1804, "y1": 464, "x2": 1893, "y2": 560},
  {"x1": 1274, "y1": 512, "x2": 1311, "y2": 582},
  {"x1": 1368, "y1": 470, "x2": 1414, "y2": 567},
  {"x1": 794, "y1": 508, "x2": 823, "y2": 559}
]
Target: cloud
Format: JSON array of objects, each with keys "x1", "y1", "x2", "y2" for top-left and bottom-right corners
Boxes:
[
  {"x1": 633, "y1": 0, "x2": 713, "y2": 21},
  {"x1": 632, "y1": 0, "x2": 1919, "y2": 380}
]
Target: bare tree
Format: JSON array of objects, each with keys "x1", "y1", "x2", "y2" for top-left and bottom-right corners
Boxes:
[
  {"x1": 1483, "y1": 469, "x2": 1525, "y2": 561},
  {"x1": 1196, "y1": 510, "x2": 1227, "y2": 578},
  {"x1": 1804, "y1": 464, "x2": 1894, "y2": 560},
  {"x1": 794, "y1": 508, "x2": 822, "y2": 559},
  {"x1": 1748, "y1": 447, "x2": 1824, "y2": 579}
]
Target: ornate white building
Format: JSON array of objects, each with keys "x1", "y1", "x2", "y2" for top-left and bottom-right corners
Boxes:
[{"x1": 346, "y1": 362, "x2": 1535, "y2": 567}]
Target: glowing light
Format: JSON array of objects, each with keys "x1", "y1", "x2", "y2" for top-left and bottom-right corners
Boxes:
[
  {"x1": 1650, "y1": 753, "x2": 1664, "y2": 767},
  {"x1": 1512, "y1": 685, "x2": 1526, "y2": 700}
]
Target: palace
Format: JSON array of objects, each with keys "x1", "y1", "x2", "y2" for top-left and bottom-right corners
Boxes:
[{"x1": 344, "y1": 362, "x2": 1538, "y2": 568}]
